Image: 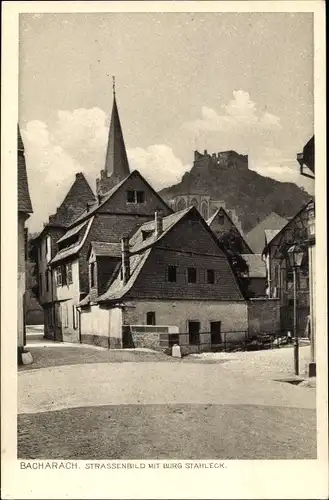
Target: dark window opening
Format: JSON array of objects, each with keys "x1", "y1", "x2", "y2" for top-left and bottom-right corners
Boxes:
[
  {"x1": 207, "y1": 269, "x2": 215, "y2": 284},
  {"x1": 142, "y1": 230, "x2": 154, "y2": 241},
  {"x1": 126, "y1": 190, "x2": 145, "y2": 204},
  {"x1": 188, "y1": 321, "x2": 200, "y2": 345},
  {"x1": 126, "y1": 190, "x2": 135, "y2": 203},
  {"x1": 168, "y1": 265, "x2": 177, "y2": 283},
  {"x1": 146, "y1": 311, "x2": 156, "y2": 326},
  {"x1": 187, "y1": 267, "x2": 197, "y2": 283},
  {"x1": 90, "y1": 262, "x2": 95, "y2": 287},
  {"x1": 210, "y1": 321, "x2": 222, "y2": 344},
  {"x1": 218, "y1": 214, "x2": 224, "y2": 225},
  {"x1": 136, "y1": 191, "x2": 145, "y2": 203}
]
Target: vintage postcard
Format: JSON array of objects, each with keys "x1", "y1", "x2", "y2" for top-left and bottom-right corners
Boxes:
[{"x1": 1, "y1": 1, "x2": 328, "y2": 499}]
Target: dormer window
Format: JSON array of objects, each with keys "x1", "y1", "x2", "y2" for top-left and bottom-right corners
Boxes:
[
  {"x1": 142, "y1": 230, "x2": 154, "y2": 241},
  {"x1": 126, "y1": 190, "x2": 145, "y2": 204},
  {"x1": 218, "y1": 214, "x2": 224, "y2": 225}
]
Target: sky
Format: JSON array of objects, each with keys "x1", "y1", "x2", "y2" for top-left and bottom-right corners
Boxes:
[{"x1": 19, "y1": 12, "x2": 315, "y2": 233}]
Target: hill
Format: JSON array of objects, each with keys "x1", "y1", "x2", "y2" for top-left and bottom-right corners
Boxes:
[{"x1": 159, "y1": 150, "x2": 311, "y2": 232}]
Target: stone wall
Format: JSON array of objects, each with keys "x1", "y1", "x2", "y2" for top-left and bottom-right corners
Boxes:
[{"x1": 247, "y1": 298, "x2": 280, "y2": 336}]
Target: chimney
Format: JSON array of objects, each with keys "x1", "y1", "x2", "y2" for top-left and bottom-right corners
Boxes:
[
  {"x1": 121, "y1": 237, "x2": 130, "y2": 284},
  {"x1": 97, "y1": 194, "x2": 102, "y2": 205},
  {"x1": 204, "y1": 149, "x2": 208, "y2": 155},
  {"x1": 155, "y1": 210, "x2": 163, "y2": 238},
  {"x1": 86, "y1": 202, "x2": 92, "y2": 213}
]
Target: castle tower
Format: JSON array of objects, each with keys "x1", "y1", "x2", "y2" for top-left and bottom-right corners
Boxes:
[{"x1": 96, "y1": 78, "x2": 131, "y2": 195}]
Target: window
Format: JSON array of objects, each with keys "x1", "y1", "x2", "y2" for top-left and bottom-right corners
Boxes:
[
  {"x1": 46, "y1": 236, "x2": 52, "y2": 262},
  {"x1": 188, "y1": 321, "x2": 200, "y2": 345},
  {"x1": 90, "y1": 262, "x2": 96, "y2": 287},
  {"x1": 63, "y1": 303, "x2": 69, "y2": 328},
  {"x1": 127, "y1": 190, "x2": 135, "y2": 203},
  {"x1": 62, "y1": 264, "x2": 67, "y2": 286},
  {"x1": 210, "y1": 321, "x2": 222, "y2": 344},
  {"x1": 126, "y1": 190, "x2": 145, "y2": 204},
  {"x1": 67, "y1": 263, "x2": 73, "y2": 284},
  {"x1": 167, "y1": 265, "x2": 177, "y2": 283},
  {"x1": 73, "y1": 305, "x2": 78, "y2": 330},
  {"x1": 46, "y1": 270, "x2": 49, "y2": 292},
  {"x1": 136, "y1": 191, "x2": 145, "y2": 203},
  {"x1": 56, "y1": 266, "x2": 62, "y2": 286},
  {"x1": 207, "y1": 269, "x2": 215, "y2": 284},
  {"x1": 187, "y1": 267, "x2": 197, "y2": 283},
  {"x1": 39, "y1": 273, "x2": 43, "y2": 294},
  {"x1": 142, "y1": 230, "x2": 153, "y2": 241},
  {"x1": 218, "y1": 214, "x2": 224, "y2": 225},
  {"x1": 146, "y1": 311, "x2": 156, "y2": 326}
]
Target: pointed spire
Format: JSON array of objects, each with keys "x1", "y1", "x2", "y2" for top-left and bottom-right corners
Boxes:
[{"x1": 104, "y1": 81, "x2": 130, "y2": 180}]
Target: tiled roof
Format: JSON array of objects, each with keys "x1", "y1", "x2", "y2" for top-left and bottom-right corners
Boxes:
[
  {"x1": 57, "y1": 219, "x2": 89, "y2": 244},
  {"x1": 97, "y1": 206, "x2": 245, "y2": 303},
  {"x1": 90, "y1": 241, "x2": 122, "y2": 258},
  {"x1": 47, "y1": 173, "x2": 96, "y2": 228},
  {"x1": 97, "y1": 249, "x2": 152, "y2": 303},
  {"x1": 129, "y1": 206, "x2": 192, "y2": 253},
  {"x1": 71, "y1": 174, "x2": 130, "y2": 225},
  {"x1": 50, "y1": 217, "x2": 94, "y2": 265},
  {"x1": 207, "y1": 207, "x2": 253, "y2": 254},
  {"x1": 71, "y1": 169, "x2": 173, "y2": 227},
  {"x1": 242, "y1": 254, "x2": 266, "y2": 278},
  {"x1": 104, "y1": 95, "x2": 130, "y2": 179},
  {"x1": 264, "y1": 229, "x2": 280, "y2": 246},
  {"x1": 245, "y1": 213, "x2": 288, "y2": 253},
  {"x1": 17, "y1": 126, "x2": 33, "y2": 214}
]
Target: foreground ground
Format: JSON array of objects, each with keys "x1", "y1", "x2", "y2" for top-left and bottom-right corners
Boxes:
[{"x1": 18, "y1": 327, "x2": 316, "y2": 460}]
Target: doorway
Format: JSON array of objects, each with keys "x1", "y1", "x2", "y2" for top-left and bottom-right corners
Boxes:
[
  {"x1": 188, "y1": 321, "x2": 200, "y2": 345},
  {"x1": 210, "y1": 321, "x2": 222, "y2": 344}
]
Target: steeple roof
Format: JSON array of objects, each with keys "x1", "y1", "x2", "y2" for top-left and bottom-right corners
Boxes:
[
  {"x1": 17, "y1": 124, "x2": 33, "y2": 214},
  {"x1": 104, "y1": 93, "x2": 130, "y2": 179},
  {"x1": 47, "y1": 173, "x2": 96, "y2": 228}
]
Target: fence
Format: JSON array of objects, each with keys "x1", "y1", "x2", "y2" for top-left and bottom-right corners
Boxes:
[{"x1": 172, "y1": 331, "x2": 297, "y2": 355}]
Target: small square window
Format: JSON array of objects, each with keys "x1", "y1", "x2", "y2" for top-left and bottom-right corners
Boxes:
[
  {"x1": 168, "y1": 265, "x2": 177, "y2": 283},
  {"x1": 136, "y1": 191, "x2": 145, "y2": 203},
  {"x1": 207, "y1": 269, "x2": 215, "y2": 284},
  {"x1": 127, "y1": 190, "x2": 135, "y2": 203},
  {"x1": 187, "y1": 267, "x2": 197, "y2": 283}
]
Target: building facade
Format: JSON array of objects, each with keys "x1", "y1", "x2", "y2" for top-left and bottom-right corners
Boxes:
[
  {"x1": 17, "y1": 126, "x2": 33, "y2": 363},
  {"x1": 78, "y1": 207, "x2": 249, "y2": 353},
  {"x1": 262, "y1": 201, "x2": 312, "y2": 336}
]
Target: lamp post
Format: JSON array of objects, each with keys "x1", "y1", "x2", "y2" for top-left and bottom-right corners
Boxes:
[
  {"x1": 287, "y1": 244, "x2": 305, "y2": 376},
  {"x1": 307, "y1": 201, "x2": 316, "y2": 377}
]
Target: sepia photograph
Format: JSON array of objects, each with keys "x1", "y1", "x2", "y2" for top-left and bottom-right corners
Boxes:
[{"x1": 1, "y1": 1, "x2": 327, "y2": 499}]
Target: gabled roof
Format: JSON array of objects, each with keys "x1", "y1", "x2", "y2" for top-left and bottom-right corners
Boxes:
[
  {"x1": 245, "y1": 213, "x2": 288, "y2": 253},
  {"x1": 262, "y1": 199, "x2": 314, "y2": 256},
  {"x1": 264, "y1": 229, "x2": 280, "y2": 247},
  {"x1": 18, "y1": 125, "x2": 33, "y2": 214},
  {"x1": 104, "y1": 94, "x2": 130, "y2": 179},
  {"x1": 88, "y1": 241, "x2": 122, "y2": 259},
  {"x1": 242, "y1": 254, "x2": 266, "y2": 278},
  {"x1": 207, "y1": 207, "x2": 253, "y2": 254},
  {"x1": 50, "y1": 217, "x2": 94, "y2": 265},
  {"x1": 47, "y1": 172, "x2": 96, "y2": 228},
  {"x1": 57, "y1": 219, "x2": 89, "y2": 244},
  {"x1": 92, "y1": 206, "x2": 245, "y2": 304},
  {"x1": 70, "y1": 169, "x2": 173, "y2": 227}
]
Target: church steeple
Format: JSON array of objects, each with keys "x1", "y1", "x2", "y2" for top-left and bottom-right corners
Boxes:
[{"x1": 97, "y1": 79, "x2": 131, "y2": 195}]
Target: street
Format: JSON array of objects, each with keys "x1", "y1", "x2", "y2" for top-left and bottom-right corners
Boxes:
[{"x1": 18, "y1": 326, "x2": 316, "y2": 460}]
